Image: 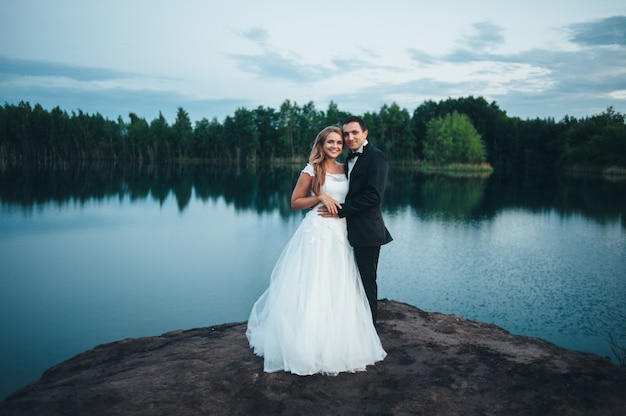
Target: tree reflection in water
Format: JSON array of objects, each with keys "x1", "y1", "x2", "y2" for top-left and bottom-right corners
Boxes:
[{"x1": 1, "y1": 163, "x2": 625, "y2": 228}]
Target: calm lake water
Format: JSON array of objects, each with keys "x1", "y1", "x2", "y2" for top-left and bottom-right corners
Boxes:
[{"x1": 1, "y1": 163, "x2": 625, "y2": 399}]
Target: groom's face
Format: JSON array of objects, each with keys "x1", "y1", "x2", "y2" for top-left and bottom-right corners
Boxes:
[{"x1": 342, "y1": 122, "x2": 368, "y2": 151}]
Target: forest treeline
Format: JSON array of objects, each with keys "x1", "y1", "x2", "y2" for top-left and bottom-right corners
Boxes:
[{"x1": 1, "y1": 96, "x2": 625, "y2": 176}]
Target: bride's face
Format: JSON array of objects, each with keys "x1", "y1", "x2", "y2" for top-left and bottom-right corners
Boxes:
[{"x1": 323, "y1": 132, "x2": 343, "y2": 159}]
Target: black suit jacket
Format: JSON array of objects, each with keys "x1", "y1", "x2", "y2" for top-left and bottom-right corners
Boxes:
[{"x1": 339, "y1": 143, "x2": 393, "y2": 247}]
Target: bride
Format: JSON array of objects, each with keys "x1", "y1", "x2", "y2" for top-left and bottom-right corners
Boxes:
[{"x1": 246, "y1": 126, "x2": 386, "y2": 376}]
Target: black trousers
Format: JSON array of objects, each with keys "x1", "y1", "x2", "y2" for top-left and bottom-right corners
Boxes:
[{"x1": 353, "y1": 246, "x2": 381, "y2": 324}]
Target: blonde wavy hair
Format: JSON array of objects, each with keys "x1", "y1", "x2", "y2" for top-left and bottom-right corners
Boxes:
[{"x1": 308, "y1": 126, "x2": 343, "y2": 196}]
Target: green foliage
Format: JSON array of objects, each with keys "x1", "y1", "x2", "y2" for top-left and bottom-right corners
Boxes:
[
  {"x1": 173, "y1": 107, "x2": 193, "y2": 158},
  {"x1": 378, "y1": 103, "x2": 415, "y2": 159},
  {"x1": 194, "y1": 117, "x2": 225, "y2": 161},
  {"x1": 560, "y1": 107, "x2": 626, "y2": 169},
  {"x1": 252, "y1": 106, "x2": 279, "y2": 160},
  {"x1": 324, "y1": 101, "x2": 350, "y2": 127},
  {"x1": 149, "y1": 112, "x2": 170, "y2": 160},
  {"x1": 0, "y1": 99, "x2": 624, "y2": 178},
  {"x1": 423, "y1": 111, "x2": 486, "y2": 164},
  {"x1": 229, "y1": 107, "x2": 259, "y2": 161}
]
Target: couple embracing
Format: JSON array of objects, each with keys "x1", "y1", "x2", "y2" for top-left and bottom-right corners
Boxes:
[{"x1": 246, "y1": 115, "x2": 393, "y2": 376}]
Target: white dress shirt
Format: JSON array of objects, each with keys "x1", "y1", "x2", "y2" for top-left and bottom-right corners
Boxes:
[{"x1": 348, "y1": 140, "x2": 368, "y2": 177}]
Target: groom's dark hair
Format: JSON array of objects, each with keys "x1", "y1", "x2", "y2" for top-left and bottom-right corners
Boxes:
[{"x1": 342, "y1": 115, "x2": 367, "y2": 131}]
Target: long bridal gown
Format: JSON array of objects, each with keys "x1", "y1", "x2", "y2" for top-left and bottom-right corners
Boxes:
[{"x1": 246, "y1": 163, "x2": 386, "y2": 375}]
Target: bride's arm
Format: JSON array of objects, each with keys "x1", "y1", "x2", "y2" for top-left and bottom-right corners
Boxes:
[
  {"x1": 291, "y1": 173, "x2": 319, "y2": 210},
  {"x1": 290, "y1": 173, "x2": 341, "y2": 214}
]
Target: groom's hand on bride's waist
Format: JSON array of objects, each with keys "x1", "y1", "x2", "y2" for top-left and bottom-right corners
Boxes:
[{"x1": 317, "y1": 205, "x2": 339, "y2": 218}]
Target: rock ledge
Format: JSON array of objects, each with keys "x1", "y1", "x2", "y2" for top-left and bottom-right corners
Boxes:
[{"x1": 1, "y1": 300, "x2": 625, "y2": 415}]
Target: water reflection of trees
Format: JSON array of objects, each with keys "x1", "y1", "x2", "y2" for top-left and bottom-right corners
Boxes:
[
  {"x1": 0, "y1": 163, "x2": 303, "y2": 218},
  {"x1": 1, "y1": 163, "x2": 624, "y2": 227},
  {"x1": 385, "y1": 169, "x2": 491, "y2": 221},
  {"x1": 421, "y1": 176, "x2": 488, "y2": 221}
]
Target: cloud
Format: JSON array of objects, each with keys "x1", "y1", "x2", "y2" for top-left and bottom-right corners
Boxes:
[
  {"x1": 229, "y1": 50, "x2": 336, "y2": 83},
  {"x1": 462, "y1": 21, "x2": 505, "y2": 51},
  {"x1": 229, "y1": 27, "x2": 343, "y2": 83},
  {"x1": 0, "y1": 55, "x2": 245, "y2": 122},
  {"x1": 401, "y1": 14, "x2": 626, "y2": 118},
  {"x1": 349, "y1": 59, "x2": 622, "y2": 120},
  {"x1": 569, "y1": 15, "x2": 626, "y2": 46},
  {"x1": 241, "y1": 27, "x2": 270, "y2": 46},
  {"x1": 2, "y1": 8, "x2": 625, "y2": 123},
  {"x1": 1, "y1": 78, "x2": 243, "y2": 122},
  {"x1": 0, "y1": 56, "x2": 134, "y2": 82},
  {"x1": 331, "y1": 77, "x2": 455, "y2": 117},
  {"x1": 407, "y1": 49, "x2": 438, "y2": 66}
]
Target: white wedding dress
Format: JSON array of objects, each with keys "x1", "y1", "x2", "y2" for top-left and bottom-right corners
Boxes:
[{"x1": 246, "y1": 164, "x2": 386, "y2": 375}]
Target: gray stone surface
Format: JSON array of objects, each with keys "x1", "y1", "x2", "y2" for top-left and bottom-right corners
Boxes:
[{"x1": 2, "y1": 300, "x2": 625, "y2": 415}]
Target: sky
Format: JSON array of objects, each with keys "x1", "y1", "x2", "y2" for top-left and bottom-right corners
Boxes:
[{"x1": 1, "y1": 0, "x2": 625, "y2": 124}]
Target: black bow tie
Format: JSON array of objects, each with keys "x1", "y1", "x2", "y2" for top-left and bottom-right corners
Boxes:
[{"x1": 346, "y1": 152, "x2": 362, "y2": 161}]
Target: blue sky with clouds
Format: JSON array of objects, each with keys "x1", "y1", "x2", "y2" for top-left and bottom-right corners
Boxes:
[{"x1": 1, "y1": 0, "x2": 625, "y2": 124}]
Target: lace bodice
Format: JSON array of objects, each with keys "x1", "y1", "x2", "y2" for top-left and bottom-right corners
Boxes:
[{"x1": 302, "y1": 163, "x2": 348, "y2": 204}]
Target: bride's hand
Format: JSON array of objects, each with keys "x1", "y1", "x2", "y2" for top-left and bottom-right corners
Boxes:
[{"x1": 317, "y1": 195, "x2": 341, "y2": 216}]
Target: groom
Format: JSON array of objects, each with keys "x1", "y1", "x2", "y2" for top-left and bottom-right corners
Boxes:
[{"x1": 321, "y1": 115, "x2": 393, "y2": 324}]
